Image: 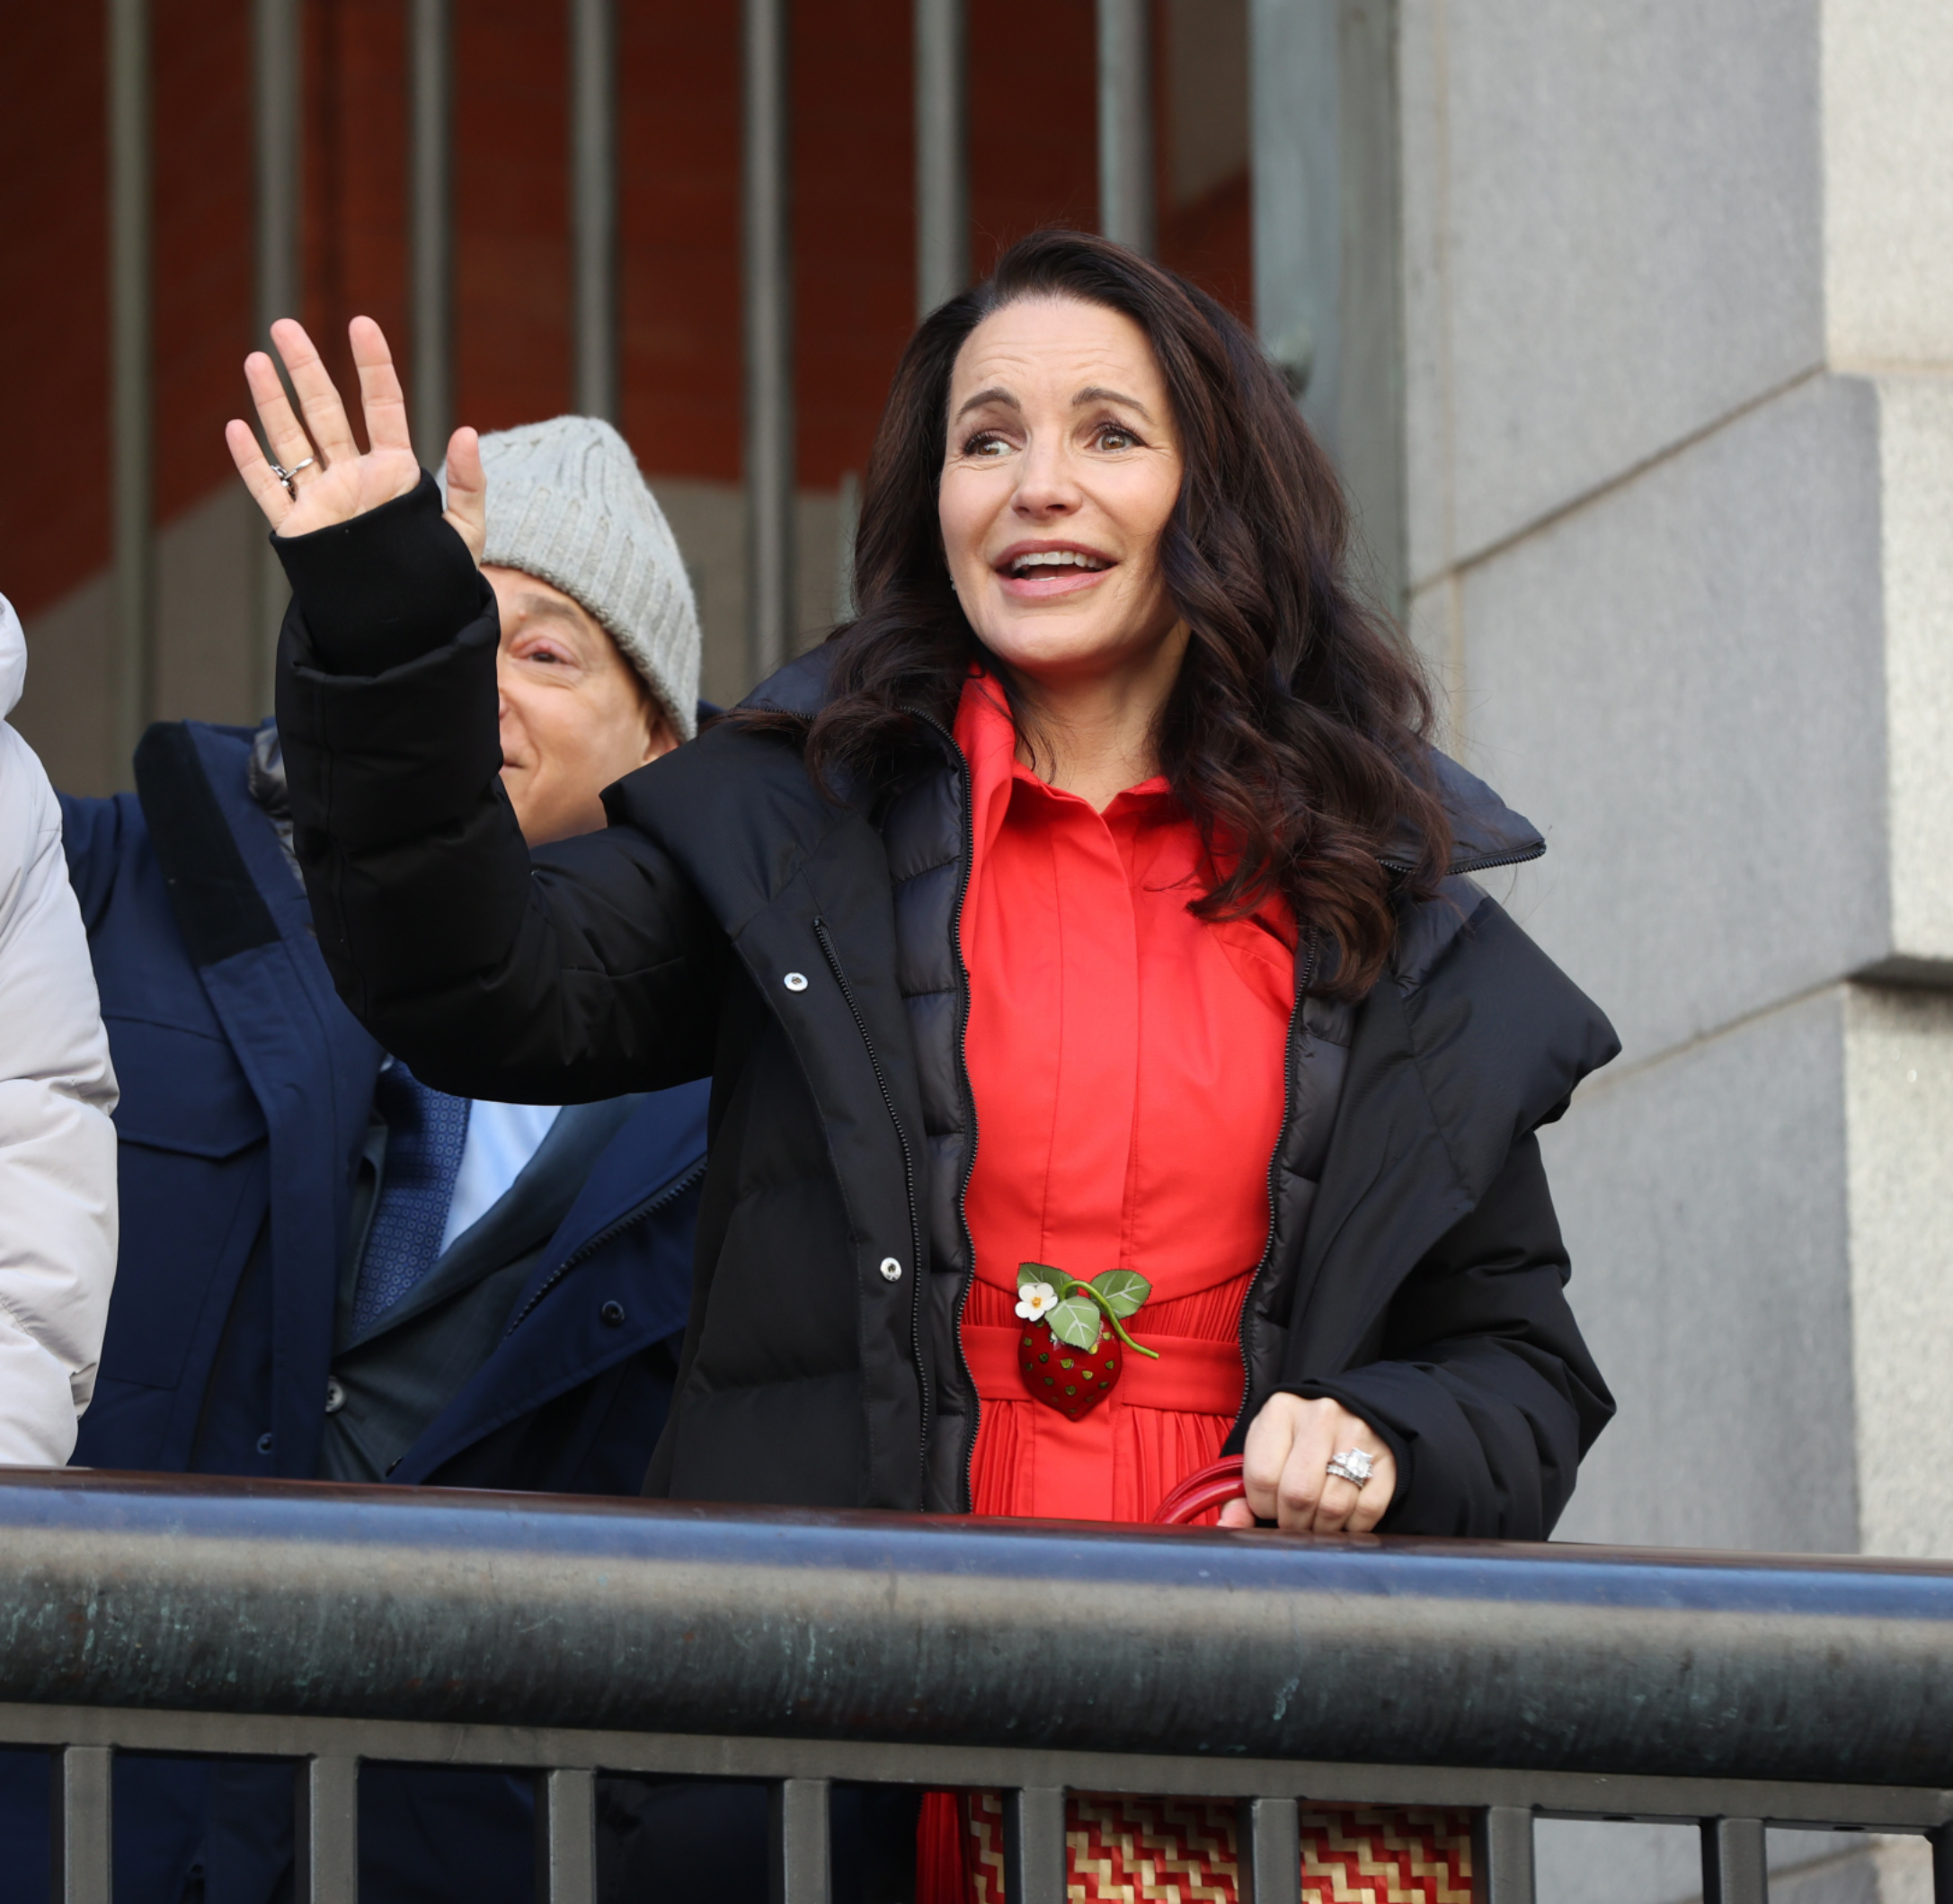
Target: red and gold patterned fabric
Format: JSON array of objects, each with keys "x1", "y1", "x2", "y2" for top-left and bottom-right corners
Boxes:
[{"x1": 921, "y1": 1791, "x2": 1474, "y2": 1904}]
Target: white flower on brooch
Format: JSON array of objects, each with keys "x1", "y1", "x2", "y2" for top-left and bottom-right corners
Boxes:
[{"x1": 1015, "y1": 1281, "x2": 1060, "y2": 1322}]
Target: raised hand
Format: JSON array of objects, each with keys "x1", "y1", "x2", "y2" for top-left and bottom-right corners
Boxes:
[{"x1": 224, "y1": 316, "x2": 486, "y2": 562}]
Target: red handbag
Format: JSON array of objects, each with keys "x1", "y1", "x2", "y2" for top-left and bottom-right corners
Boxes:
[{"x1": 1150, "y1": 1455, "x2": 1247, "y2": 1525}]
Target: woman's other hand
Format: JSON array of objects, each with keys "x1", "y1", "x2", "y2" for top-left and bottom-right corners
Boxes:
[
  {"x1": 224, "y1": 316, "x2": 486, "y2": 562},
  {"x1": 1216, "y1": 1393, "x2": 1397, "y2": 1535}
]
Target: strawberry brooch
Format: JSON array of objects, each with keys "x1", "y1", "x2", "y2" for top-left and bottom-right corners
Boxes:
[{"x1": 1014, "y1": 1262, "x2": 1159, "y2": 1420}]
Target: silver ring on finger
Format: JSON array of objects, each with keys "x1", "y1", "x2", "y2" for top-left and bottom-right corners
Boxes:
[
  {"x1": 1325, "y1": 1448, "x2": 1372, "y2": 1489},
  {"x1": 266, "y1": 455, "x2": 315, "y2": 499}
]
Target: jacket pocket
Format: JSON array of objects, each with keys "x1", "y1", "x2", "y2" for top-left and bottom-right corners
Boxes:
[
  {"x1": 107, "y1": 1014, "x2": 266, "y2": 1158},
  {"x1": 99, "y1": 1016, "x2": 269, "y2": 1395}
]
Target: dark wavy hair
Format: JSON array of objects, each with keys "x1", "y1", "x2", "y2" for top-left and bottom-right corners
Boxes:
[{"x1": 743, "y1": 227, "x2": 1450, "y2": 998}]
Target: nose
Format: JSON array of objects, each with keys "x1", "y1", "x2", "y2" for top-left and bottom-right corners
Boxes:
[{"x1": 1011, "y1": 433, "x2": 1082, "y2": 520}]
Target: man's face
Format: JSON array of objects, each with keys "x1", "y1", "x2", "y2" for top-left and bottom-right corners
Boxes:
[{"x1": 486, "y1": 565, "x2": 675, "y2": 845}]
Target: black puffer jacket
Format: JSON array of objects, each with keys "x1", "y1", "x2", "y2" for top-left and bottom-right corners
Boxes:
[{"x1": 275, "y1": 478, "x2": 1618, "y2": 1536}]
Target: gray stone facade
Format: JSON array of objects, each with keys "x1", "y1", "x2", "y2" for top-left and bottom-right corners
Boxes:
[{"x1": 1374, "y1": 0, "x2": 1953, "y2": 1894}]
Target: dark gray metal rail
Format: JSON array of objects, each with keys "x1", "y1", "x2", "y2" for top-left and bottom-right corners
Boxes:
[{"x1": 4, "y1": 1469, "x2": 1952, "y2": 1903}]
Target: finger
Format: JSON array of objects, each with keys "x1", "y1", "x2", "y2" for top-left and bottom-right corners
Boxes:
[
  {"x1": 225, "y1": 417, "x2": 293, "y2": 529},
  {"x1": 244, "y1": 350, "x2": 318, "y2": 474},
  {"x1": 1240, "y1": 1402, "x2": 1301, "y2": 1523},
  {"x1": 1348, "y1": 1451, "x2": 1397, "y2": 1535},
  {"x1": 1309, "y1": 1474, "x2": 1363, "y2": 1535},
  {"x1": 349, "y1": 316, "x2": 414, "y2": 458},
  {"x1": 1275, "y1": 1409, "x2": 1339, "y2": 1533},
  {"x1": 1214, "y1": 1498, "x2": 1256, "y2": 1530},
  {"x1": 442, "y1": 425, "x2": 486, "y2": 563},
  {"x1": 271, "y1": 318, "x2": 360, "y2": 465}
]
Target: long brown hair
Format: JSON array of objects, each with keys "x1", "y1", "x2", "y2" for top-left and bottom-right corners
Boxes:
[{"x1": 744, "y1": 228, "x2": 1449, "y2": 999}]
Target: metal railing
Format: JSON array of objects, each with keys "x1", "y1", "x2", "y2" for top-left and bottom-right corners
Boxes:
[{"x1": 10, "y1": 1469, "x2": 1947, "y2": 1903}]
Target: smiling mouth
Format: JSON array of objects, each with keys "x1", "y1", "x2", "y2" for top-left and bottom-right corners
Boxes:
[{"x1": 999, "y1": 547, "x2": 1114, "y2": 578}]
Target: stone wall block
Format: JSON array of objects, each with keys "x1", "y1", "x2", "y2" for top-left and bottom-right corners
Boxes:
[
  {"x1": 1822, "y1": 0, "x2": 1953, "y2": 367},
  {"x1": 1872, "y1": 377, "x2": 1953, "y2": 967},
  {"x1": 1543, "y1": 987, "x2": 1858, "y2": 1555},
  {"x1": 1430, "y1": 0, "x2": 1824, "y2": 560},
  {"x1": 1845, "y1": 984, "x2": 1953, "y2": 1561},
  {"x1": 1463, "y1": 374, "x2": 1888, "y2": 1064}
]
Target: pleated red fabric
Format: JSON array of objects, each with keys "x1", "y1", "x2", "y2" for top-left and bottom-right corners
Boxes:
[{"x1": 952, "y1": 672, "x2": 1293, "y2": 1525}]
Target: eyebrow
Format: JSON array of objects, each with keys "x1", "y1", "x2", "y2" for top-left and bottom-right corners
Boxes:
[
  {"x1": 952, "y1": 384, "x2": 1156, "y2": 423},
  {"x1": 510, "y1": 594, "x2": 592, "y2": 634}
]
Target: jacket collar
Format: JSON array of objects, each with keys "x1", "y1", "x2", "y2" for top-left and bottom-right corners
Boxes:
[{"x1": 739, "y1": 647, "x2": 1547, "y2": 878}]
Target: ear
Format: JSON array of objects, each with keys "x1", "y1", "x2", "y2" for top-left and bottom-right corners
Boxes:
[{"x1": 641, "y1": 707, "x2": 679, "y2": 765}]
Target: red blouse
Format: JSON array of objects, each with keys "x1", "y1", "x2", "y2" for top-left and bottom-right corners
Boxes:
[{"x1": 954, "y1": 673, "x2": 1294, "y2": 1524}]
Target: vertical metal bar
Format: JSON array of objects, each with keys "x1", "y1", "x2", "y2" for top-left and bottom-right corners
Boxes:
[
  {"x1": 1700, "y1": 1817, "x2": 1768, "y2": 1904},
  {"x1": 1003, "y1": 1786, "x2": 1067, "y2": 1904},
  {"x1": 50, "y1": 1745, "x2": 113, "y2": 1904},
  {"x1": 1096, "y1": 0, "x2": 1154, "y2": 254},
  {"x1": 253, "y1": 0, "x2": 301, "y2": 714},
  {"x1": 833, "y1": 469, "x2": 860, "y2": 622},
  {"x1": 535, "y1": 1767, "x2": 597, "y2": 1904},
  {"x1": 292, "y1": 1757, "x2": 359, "y2": 1904},
  {"x1": 570, "y1": 0, "x2": 619, "y2": 421},
  {"x1": 1472, "y1": 1805, "x2": 1536, "y2": 1904},
  {"x1": 769, "y1": 1777, "x2": 830, "y2": 1904},
  {"x1": 409, "y1": 0, "x2": 453, "y2": 456},
  {"x1": 1237, "y1": 1796, "x2": 1301, "y2": 1904},
  {"x1": 912, "y1": 0, "x2": 968, "y2": 316},
  {"x1": 742, "y1": 0, "x2": 795, "y2": 686},
  {"x1": 108, "y1": 0, "x2": 154, "y2": 785}
]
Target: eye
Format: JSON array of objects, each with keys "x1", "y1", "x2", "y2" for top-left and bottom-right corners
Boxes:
[
  {"x1": 1092, "y1": 422, "x2": 1141, "y2": 451},
  {"x1": 960, "y1": 430, "x2": 1013, "y2": 458}
]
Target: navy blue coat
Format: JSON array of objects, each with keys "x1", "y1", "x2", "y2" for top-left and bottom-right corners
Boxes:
[{"x1": 0, "y1": 719, "x2": 706, "y2": 1904}]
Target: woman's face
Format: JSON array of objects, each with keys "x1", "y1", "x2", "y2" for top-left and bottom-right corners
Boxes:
[{"x1": 939, "y1": 296, "x2": 1185, "y2": 695}]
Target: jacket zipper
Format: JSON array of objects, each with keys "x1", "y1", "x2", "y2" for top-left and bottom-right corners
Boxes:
[
  {"x1": 1229, "y1": 933, "x2": 1319, "y2": 1446},
  {"x1": 811, "y1": 916, "x2": 930, "y2": 1452},
  {"x1": 500, "y1": 1157, "x2": 708, "y2": 1338},
  {"x1": 915, "y1": 713, "x2": 983, "y2": 1514},
  {"x1": 1380, "y1": 842, "x2": 1545, "y2": 878}
]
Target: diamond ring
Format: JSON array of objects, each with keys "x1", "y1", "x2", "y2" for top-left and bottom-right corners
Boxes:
[{"x1": 1325, "y1": 1448, "x2": 1373, "y2": 1489}]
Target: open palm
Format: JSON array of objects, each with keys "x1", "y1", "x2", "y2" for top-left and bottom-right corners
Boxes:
[{"x1": 224, "y1": 316, "x2": 484, "y2": 559}]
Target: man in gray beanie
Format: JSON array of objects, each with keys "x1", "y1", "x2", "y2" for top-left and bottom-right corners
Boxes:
[
  {"x1": 32, "y1": 417, "x2": 710, "y2": 1904},
  {"x1": 466, "y1": 414, "x2": 702, "y2": 841}
]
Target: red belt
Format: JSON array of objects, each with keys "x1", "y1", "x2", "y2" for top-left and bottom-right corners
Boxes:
[{"x1": 959, "y1": 1322, "x2": 1245, "y2": 1416}]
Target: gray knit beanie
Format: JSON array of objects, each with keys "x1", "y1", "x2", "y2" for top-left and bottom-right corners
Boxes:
[{"x1": 459, "y1": 416, "x2": 702, "y2": 740}]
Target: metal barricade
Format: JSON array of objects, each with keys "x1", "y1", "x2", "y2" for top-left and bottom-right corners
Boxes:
[{"x1": 4, "y1": 1469, "x2": 1952, "y2": 1903}]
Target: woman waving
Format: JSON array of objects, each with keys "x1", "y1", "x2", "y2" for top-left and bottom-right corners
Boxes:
[{"x1": 231, "y1": 227, "x2": 1613, "y2": 1544}]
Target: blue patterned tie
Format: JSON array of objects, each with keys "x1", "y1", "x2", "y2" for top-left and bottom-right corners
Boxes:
[{"x1": 351, "y1": 1063, "x2": 472, "y2": 1336}]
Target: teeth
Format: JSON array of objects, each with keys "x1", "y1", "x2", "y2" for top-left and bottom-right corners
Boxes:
[{"x1": 1009, "y1": 549, "x2": 1106, "y2": 574}]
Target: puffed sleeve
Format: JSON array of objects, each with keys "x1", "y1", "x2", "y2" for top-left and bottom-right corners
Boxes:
[{"x1": 0, "y1": 597, "x2": 119, "y2": 1465}]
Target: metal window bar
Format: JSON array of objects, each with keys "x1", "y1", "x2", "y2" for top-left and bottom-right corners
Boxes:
[
  {"x1": 7, "y1": 1476, "x2": 1953, "y2": 1900},
  {"x1": 409, "y1": 0, "x2": 453, "y2": 458},
  {"x1": 570, "y1": 0, "x2": 619, "y2": 423},
  {"x1": 1096, "y1": 0, "x2": 1155, "y2": 255},
  {"x1": 741, "y1": 0, "x2": 795, "y2": 687},
  {"x1": 107, "y1": 0, "x2": 154, "y2": 786},
  {"x1": 253, "y1": 0, "x2": 301, "y2": 713},
  {"x1": 913, "y1": 0, "x2": 969, "y2": 316}
]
